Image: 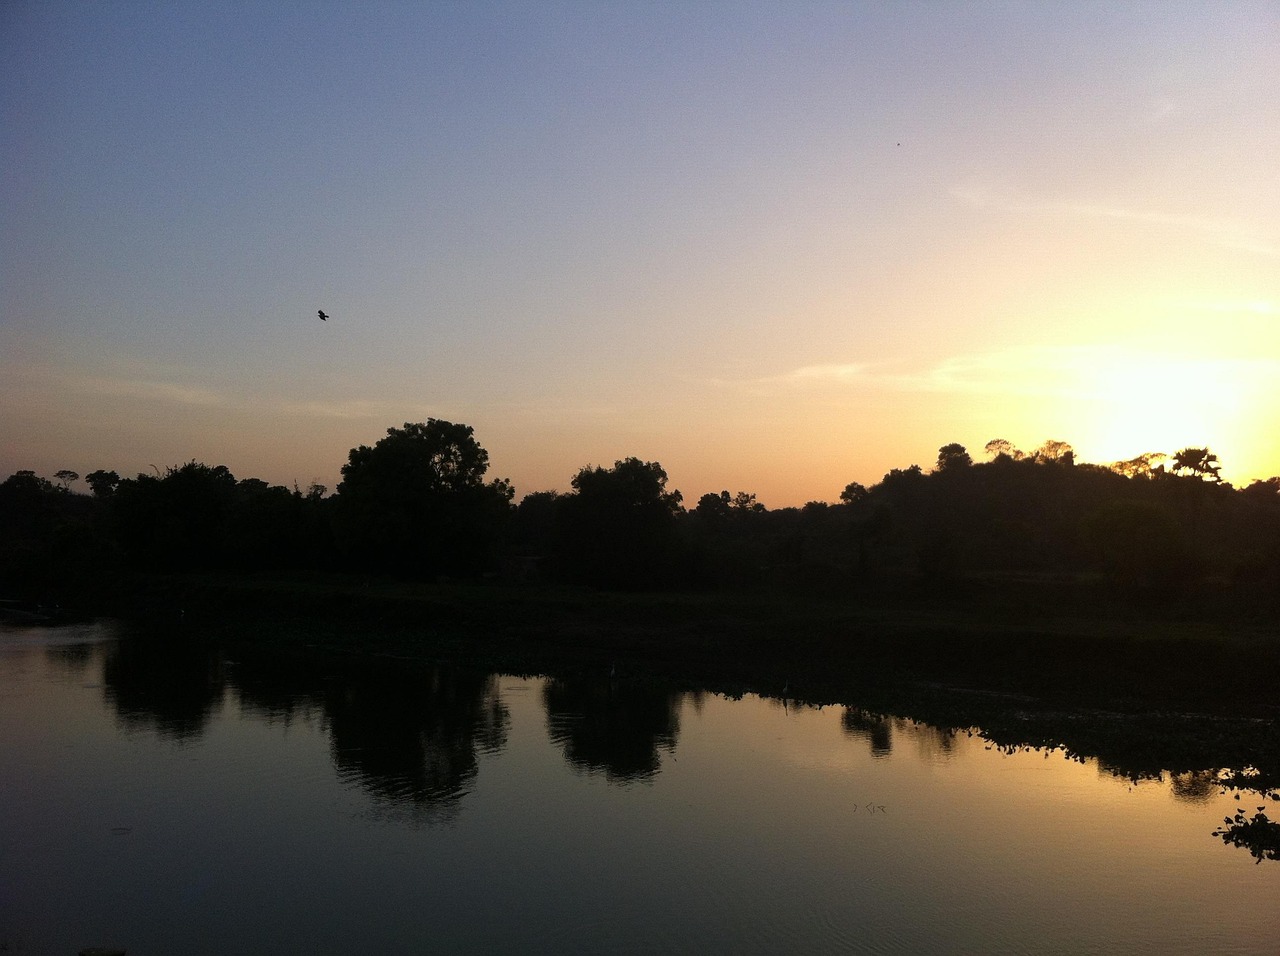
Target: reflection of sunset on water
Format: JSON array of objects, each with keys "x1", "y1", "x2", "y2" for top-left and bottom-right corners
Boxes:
[{"x1": 4, "y1": 624, "x2": 1277, "y2": 953}]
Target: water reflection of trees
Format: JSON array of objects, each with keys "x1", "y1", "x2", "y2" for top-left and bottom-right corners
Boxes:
[
  {"x1": 224, "y1": 652, "x2": 327, "y2": 727},
  {"x1": 841, "y1": 709, "x2": 893, "y2": 757},
  {"x1": 836, "y1": 691, "x2": 1280, "y2": 862},
  {"x1": 100, "y1": 635, "x2": 226, "y2": 740},
  {"x1": 90, "y1": 632, "x2": 1280, "y2": 857},
  {"x1": 43, "y1": 640, "x2": 95, "y2": 675},
  {"x1": 841, "y1": 709, "x2": 956, "y2": 761},
  {"x1": 324, "y1": 665, "x2": 509, "y2": 818},
  {"x1": 97, "y1": 635, "x2": 510, "y2": 819},
  {"x1": 231, "y1": 656, "x2": 510, "y2": 820},
  {"x1": 543, "y1": 677, "x2": 682, "y2": 781},
  {"x1": 1168, "y1": 770, "x2": 1220, "y2": 803}
]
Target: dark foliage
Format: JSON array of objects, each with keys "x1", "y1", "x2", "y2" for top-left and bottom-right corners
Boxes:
[
  {"x1": 333, "y1": 420, "x2": 514, "y2": 577},
  {"x1": 555, "y1": 457, "x2": 686, "y2": 589},
  {"x1": 3, "y1": 433, "x2": 1279, "y2": 611},
  {"x1": 1213, "y1": 806, "x2": 1280, "y2": 863}
]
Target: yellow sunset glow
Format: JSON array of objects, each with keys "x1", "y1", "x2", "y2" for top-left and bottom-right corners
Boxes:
[
  {"x1": 1061, "y1": 350, "x2": 1275, "y2": 467},
  {"x1": 2, "y1": 5, "x2": 1278, "y2": 502}
]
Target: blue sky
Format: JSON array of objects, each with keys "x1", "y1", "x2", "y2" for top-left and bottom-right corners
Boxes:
[{"x1": 3, "y1": 2, "x2": 1278, "y2": 504}]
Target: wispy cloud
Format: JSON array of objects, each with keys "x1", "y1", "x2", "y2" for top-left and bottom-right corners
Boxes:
[
  {"x1": 77, "y1": 376, "x2": 228, "y2": 407},
  {"x1": 731, "y1": 346, "x2": 1280, "y2": 402},
  {"x1": 725, "y1": 350, "x2": 1072, "y2": 397},
  {"x1": 278, "y1": 399, "x2": 426, "y2": 421},
  {"x1": 948, "y1": 185, "x2": 1279, "y2": 257},
  {"x1": 1216, "y1": 238, "x2": 1280, "y2": 259},
  {"x1": 779, "y1": 363, "x2": 872, "y2": 385},
  {"x1": 1059, "y1": 203, "x2": 1226, "y2": 233},
  {"x1": 1181, "y1": 299, "x2": 1278, "y2": 316}
]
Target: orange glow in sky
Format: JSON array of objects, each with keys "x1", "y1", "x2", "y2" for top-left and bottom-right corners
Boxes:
[{"x1": 2, "y1": 4, "x2": 1278, "y2": 504}]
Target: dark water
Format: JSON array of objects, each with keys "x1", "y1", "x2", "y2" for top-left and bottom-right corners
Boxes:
[{"x1": 1, "y1": 622, "x2": 1276, "y2": 955}]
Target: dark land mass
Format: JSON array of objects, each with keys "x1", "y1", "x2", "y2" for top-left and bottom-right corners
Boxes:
[
  {"x1": 7, "y1": 426, "x2": 1280, "y2": 857},
  {"x1": 116, "y1": 570, "x2": 1277, "y2": 713}
]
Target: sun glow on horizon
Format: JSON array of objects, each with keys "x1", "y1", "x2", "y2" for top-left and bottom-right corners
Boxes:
[
  {"x1": 3, "y1": 5, "x2": 1278, "y2": 504},
  {"x1": 1060, "y1": 350, "x2": 1273, "y2": 466}
]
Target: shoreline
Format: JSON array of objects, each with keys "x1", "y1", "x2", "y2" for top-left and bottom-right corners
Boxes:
[
  {"x1": 112, "y1": 570, "x2": 1280, "y2": 710},
  {"x1": 91, "y1": 570, "x2": 1280, "y2": 793}
]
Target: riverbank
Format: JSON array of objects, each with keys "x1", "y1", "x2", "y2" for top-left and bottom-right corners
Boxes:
[
  {"x1": 66, "y1": 569, "x2": 1280, "y2": 820},
  {"x1": 112, "y1": 570, "x2": 1280, "y2": 717}
]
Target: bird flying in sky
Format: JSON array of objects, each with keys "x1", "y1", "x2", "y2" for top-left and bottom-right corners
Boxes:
[{"x1": 318, "y1": 310, "x2": 329, "y2": 321}]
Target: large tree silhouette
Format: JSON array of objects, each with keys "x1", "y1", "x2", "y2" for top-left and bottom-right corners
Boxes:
[
  {"x1": 334, "y1": 420, "x2": 514, "y2": 576},
  {"x1": 557, "y1": 457, "x2": 684, "y2": 588}
]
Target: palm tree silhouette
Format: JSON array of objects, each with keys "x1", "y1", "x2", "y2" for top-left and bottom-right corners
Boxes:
[{"x1": 1171, "y1": 447, "x2": 1221, "y2": 482}]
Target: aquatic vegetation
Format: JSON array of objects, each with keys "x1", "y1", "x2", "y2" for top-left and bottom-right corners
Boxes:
[{"x1": 1213, "y1": 805, "x2": 1280, "y2": 863}]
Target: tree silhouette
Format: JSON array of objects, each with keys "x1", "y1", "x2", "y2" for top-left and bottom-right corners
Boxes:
[
  {"x1": 693, "y1": 490, "x2": 764, "y2": 525},
  {"x1": 334, "y1": 420, "x2": 514, "y2": 576},
  {"x1": 935, "y1": 443, "x2": 972, "y2": 473},
  {"x1": 85, "y1": 469, "x2": 121, "y2": 498},
  {"x1": 7, "y1": 422, "x2": 1280, "y2": 607},
  {"x1": 1243, "y1": 477, "x2": 1280, "y2": 499},
  {"x1": 1171, "y1": 447, "x2": 1222, "y2": 482},
  {"x1": 557, "y1": 457, "x2": 684, "y2": 588},
  {"x1": 112, "y1": 462, "x2": 239, "y2": 569},
  {"x1": 1033, "y1": 440, "x2": 1074, "y2": 465},
  {"x1": 984, "y1": 438, "x2": 1024, "y2": 461},
  {"x1": 1110, "y1": 453, "x2": 1167, "y2": 480},
  {"x1": 839, "y1": 481, "x2": 869, "y2": 505}
]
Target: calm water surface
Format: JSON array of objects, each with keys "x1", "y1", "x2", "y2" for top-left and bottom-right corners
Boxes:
[{"x1": 1, "y1": 622, "x2": 1276, "y2": 955}]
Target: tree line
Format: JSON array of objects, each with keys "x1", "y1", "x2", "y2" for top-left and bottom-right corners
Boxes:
[{"x1": 3, "y1": 420, "x2": 1279, "y2": 607}]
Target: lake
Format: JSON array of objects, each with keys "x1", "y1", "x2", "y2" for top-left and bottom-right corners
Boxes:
[{"x1": 1, "y1": 621, "x2": 1276, "y2": 955}]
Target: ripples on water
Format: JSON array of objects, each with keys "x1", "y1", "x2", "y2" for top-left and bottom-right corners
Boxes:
[{"x1": 0, "y1": 622, "x2": 1277, "y2": 955}]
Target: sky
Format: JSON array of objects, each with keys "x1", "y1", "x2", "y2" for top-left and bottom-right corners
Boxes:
[{"x1": 3, "y1": 2, "x2": 1278, "y2": 506}]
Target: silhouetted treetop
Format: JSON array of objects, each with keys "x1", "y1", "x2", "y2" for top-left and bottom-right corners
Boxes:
[
  {"x1": 839, "y1": 481, "x2": 869, "y2": 505},
  {"x1": 558, "y1": 458, "x2": 685, "y2": 588},
  {"x1": 85, "y1": 469, "x2": 121, "y2": 498},
  {"x1": 334, "y1": 420, "x2": 514, "y2": 576},
  {"x1": 1171, "y1": 446, "x2": 1223, "y2": 482},
  {"x1": 1110, "y1": 453, "x2": 1168, "y2": 480},
  {"x1": 568, "y1": 457, "x2": 684, "y2": 515},
  {"x1": 1244, "y1": 477, "x2": 1280, "y2": 499},
  {"x1": 984, "y1": 438, "x2": 1073, "y2": 466},
  {"x1": 1033, "y1": 440, "x2": 1074, "y2": 465},
  {"x1": 935, "y1": 443, "x2": 972, "y2": 472},
  {"x1": 984, "y1": 438, "x2": 1024, "y2": 461},
  {"x1": 339, "y1": 421, "x2": 494, "y2": 497},
  {"x1": 693, "y1": 490, "x2": 764, "y2": 525},
  {"x1": 4, "y1": 425, "x2": 1279, "y2": 604}
]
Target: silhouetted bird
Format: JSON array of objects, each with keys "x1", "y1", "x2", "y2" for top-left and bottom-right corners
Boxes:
[{"x1": 318, "y1": 310, "x2": 329, "y2": 321}]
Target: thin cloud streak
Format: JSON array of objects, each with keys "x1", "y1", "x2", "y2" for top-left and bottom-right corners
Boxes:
[
  {"x1": 735, "y1": 346, "x2": 1280, "y2": 402},
  {"x1": 76, "y1": 376, "x2": 228, "y2": 407},
  {"x1": 949, "y1": 186, "x2": 1278, "y2": 257},
  {"x1": 1182, "y1": 300, "x2": 1278, "y2": 316},
  {"x1": 278, "y1": 399, "x2": 430, "y2": 422}
]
